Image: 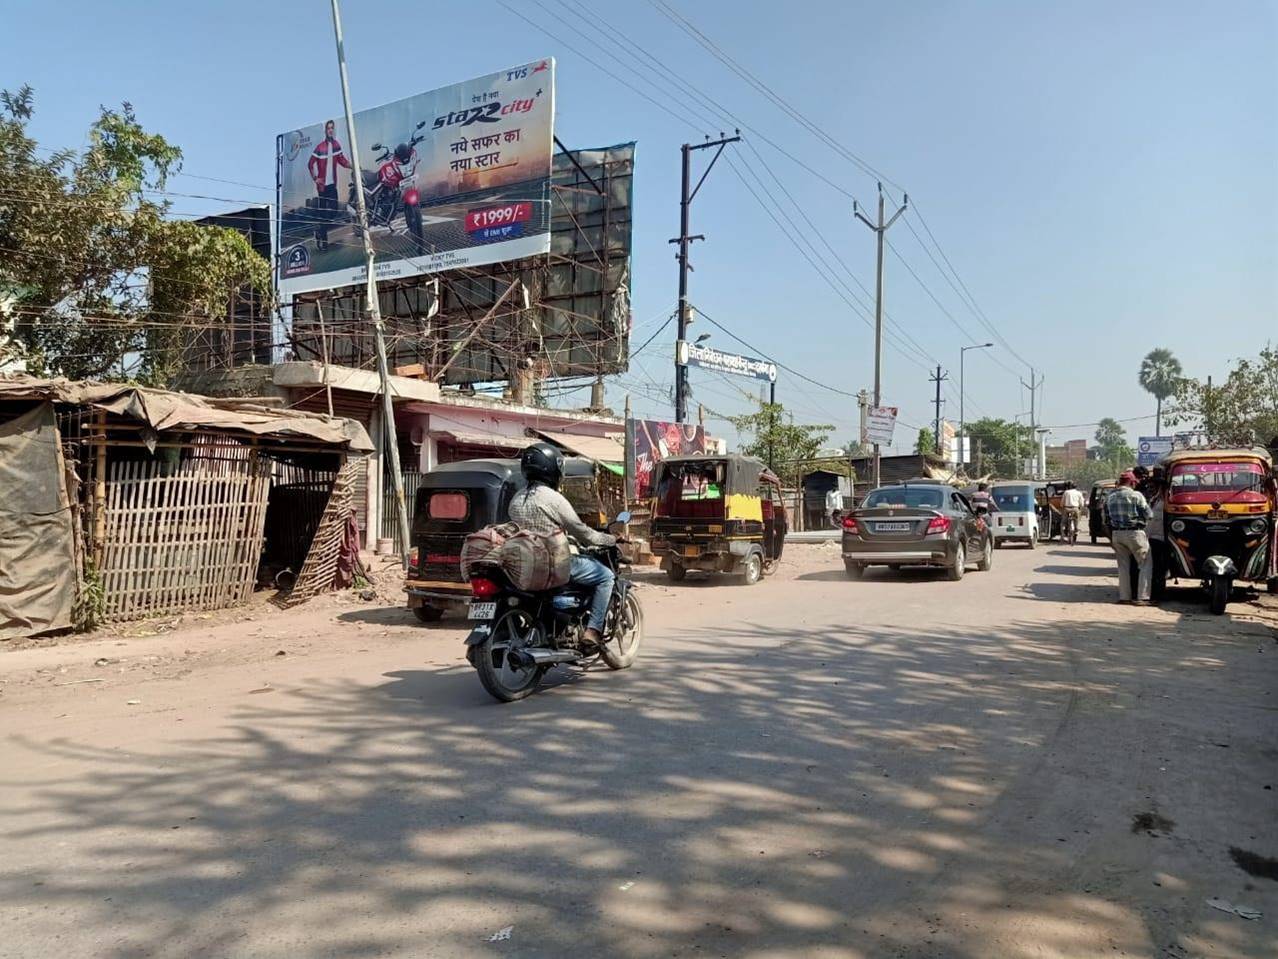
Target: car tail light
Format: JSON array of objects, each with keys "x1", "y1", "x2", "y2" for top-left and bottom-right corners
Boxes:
[
  {"x1": 841, "y1": 515, "x2": 859, "y2": 534},
  {"x1": 407, "y1": 547, "x2": 419, "y2": 574},
  {"x1": 926, "y1": 515, "x2": 951, "y2": 535},
  {"x1": 470, "y1": 577, "x2": 500, "y2": 598}
]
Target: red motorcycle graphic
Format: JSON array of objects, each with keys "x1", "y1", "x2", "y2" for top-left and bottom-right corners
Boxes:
[{"x1": 349, "y1": 120, "x2": 426, "y2": 248}]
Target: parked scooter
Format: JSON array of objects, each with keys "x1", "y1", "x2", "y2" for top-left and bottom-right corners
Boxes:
[
  {"x1": 349, "y1": 121, "x2": 426, "y2": 246},
  {"x1": 462, "y1": 512, "x2": 643, "y2": 702}
]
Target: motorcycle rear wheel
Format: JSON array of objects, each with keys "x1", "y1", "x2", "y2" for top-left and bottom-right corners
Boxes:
[
  {"x1": 476, "y1": 608, "x2": 546, "y2": 702},
  {"x1": 601, "y1": 592, "x2": 644, "y2": 670},
  {"x1": 1208, "y1": 576, "x2": 1230, "y2": 616}
]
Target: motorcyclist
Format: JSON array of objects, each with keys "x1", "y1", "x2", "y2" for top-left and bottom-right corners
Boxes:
[
  {"x1": 970, "y1": 482, "x2": 992, "y2": 511},
  {"x1": 1060, "y1": 480, "x2": 1086, "y2": 538},
  {"x1": 507, "y1": 442, "x2": 617, "y2": 646}
]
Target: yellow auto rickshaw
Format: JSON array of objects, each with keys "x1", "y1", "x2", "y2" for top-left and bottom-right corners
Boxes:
[
  {"x1": 649, "y1": 453, "x2": 788, "y2": 584},
  {"x1": 1154, "y1": 447, "x2": 1277, "y2": 613}
]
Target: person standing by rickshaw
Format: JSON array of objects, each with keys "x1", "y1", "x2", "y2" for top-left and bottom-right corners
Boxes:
[{"x1": 1105, "y1": 472, "x2": 1152, "y2": 605}]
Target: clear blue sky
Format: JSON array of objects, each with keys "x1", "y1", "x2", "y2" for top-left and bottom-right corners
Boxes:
[{"x1": 4, "y1": 0, "x2": 1275, "y2": 452}]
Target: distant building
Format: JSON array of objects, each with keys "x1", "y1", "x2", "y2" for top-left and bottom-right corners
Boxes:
[{"x1": 1045, "y1": 438, "x2": 1089, "y2": 465}]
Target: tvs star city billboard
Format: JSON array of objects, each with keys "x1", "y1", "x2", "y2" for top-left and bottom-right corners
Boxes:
[{"x1": 275, "y1": 59, "x2": 555, "y2": 297}]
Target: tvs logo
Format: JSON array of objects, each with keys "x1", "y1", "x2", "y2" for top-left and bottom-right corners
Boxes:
[{"x1": 283, "y1": 244, "x2": 311, "y2": 277}]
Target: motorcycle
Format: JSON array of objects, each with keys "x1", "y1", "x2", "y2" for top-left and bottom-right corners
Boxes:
[
  {"x1": 349, "y1": 120, "x2": 426, "y2": 247},
  {"x1": 463, "y1": 512, "x2": 644, "y2": 702}
]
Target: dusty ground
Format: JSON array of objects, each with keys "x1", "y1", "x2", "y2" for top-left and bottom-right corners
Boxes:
[{"x1": 1, "y1": 541, "x2": 1276, "y2": 958}]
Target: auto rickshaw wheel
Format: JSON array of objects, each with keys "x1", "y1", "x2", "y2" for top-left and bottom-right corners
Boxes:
[
  {"x1": 666, "y1": 562, "x2": 687, "y2": 583},
  {"x1": 1269, "y1": 577, "x2": 1278, "y2": 594},
  {"x1": 413, "y1": 604, "x2": 445, "y2": 623},
  {"x1": 738, "y1": 552, "x2": 763, "y2": 586}
]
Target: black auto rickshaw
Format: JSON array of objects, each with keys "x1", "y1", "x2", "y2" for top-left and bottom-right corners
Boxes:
[
  {"x1": 1153, "y1": 447, "x2": 1277, "y2": 613},
  {"x1": 1088, "y1": 479, "x2": 1118, "y2": 543},
  {"x1": 404, "y1": 456, "x2": 619, "y2": 621},
  {"x1": 648, "y1": 453, "x2": 787, "y2": 584}
]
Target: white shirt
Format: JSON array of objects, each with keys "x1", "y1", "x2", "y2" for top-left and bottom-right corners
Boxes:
[{"x1": 1061, "y1": 488, "x2": 1086, "y2": 511}]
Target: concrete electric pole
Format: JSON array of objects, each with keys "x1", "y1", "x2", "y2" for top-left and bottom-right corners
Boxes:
[
  {"x1": 854, "y1": 184, "x2": 908, "y2": 489},
  {"x1": 671, "y1": 133, "x2": 740, "y2": 423},
  {"x1": 329, "y1": 0, "x2": 410, "y2": 564},
  {"x1": 929, "y1": 365, "x2": 948, "y2": 455}
]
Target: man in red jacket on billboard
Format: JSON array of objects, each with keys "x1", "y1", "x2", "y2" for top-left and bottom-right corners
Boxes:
[{"x1": 307, "y1": 120, "x2": 350, "y2": 251}]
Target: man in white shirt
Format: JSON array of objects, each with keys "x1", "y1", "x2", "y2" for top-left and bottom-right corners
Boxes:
[{"x1": 1060, "y1": 481, "x2": 1086, "y2": 541}]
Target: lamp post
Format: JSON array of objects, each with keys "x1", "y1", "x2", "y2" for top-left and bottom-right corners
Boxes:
[{"x1": 959, "y1": 342, "x2": 993, "y2": 469}]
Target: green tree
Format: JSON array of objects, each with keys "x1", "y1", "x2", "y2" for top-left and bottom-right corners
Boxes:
[
  {"x1": 964, "y1": 417, "x2": 1034, "y2": 477},
  {"x1": 914, "y1": 426, "x2": 936, "y2": 455},
  {"x1": 1138, "y1": 348, "x2": 1183, "y2": 437},
  {"x1": 0, "y1": 85, "x2": 271, "y2": 383},
  {"x1": 1167, "y1": 345, "x2": 1278, "y2": 448},
  {"x1": 726, "y1": 400, "x2": 833, "y2": 471},
  {"x1": 1094, "y1": 417, "x2": 1135, "y2": 469}
]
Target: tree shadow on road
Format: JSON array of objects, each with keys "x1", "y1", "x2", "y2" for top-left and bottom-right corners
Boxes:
[{"x1": 3, "y1": 604, "x2": 1275, "y2": 958}]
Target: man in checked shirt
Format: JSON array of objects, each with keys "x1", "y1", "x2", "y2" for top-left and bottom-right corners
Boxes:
[{"x1": 1105, "y1": 471, "x2": 1152, "y2": 605}]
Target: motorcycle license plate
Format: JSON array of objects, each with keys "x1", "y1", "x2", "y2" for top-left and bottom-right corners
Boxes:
[
  {"x1": 468, "y1": 602, "x2": 497, "y2": 620},
  {"x1": 875, "y1": 522, "x2": 911, "y2": 532}
]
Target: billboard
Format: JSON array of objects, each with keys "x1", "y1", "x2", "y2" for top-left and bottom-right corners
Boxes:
[
  {"x1": 275, "y1": 59, "x2": 555, "y2": 297},
  {"x1": 287, "y1": 141, "x2": 635, "y2": 386},
  {"x1": 863, "y1": 406, "x2": 898, "y2": 446},
  {"x1": 625, "y1": 419, "x2": 707, "y2": 500},
  {"x1": 677, "y1": 341, "x2": 777, "y2": 382},
  {"x1": 1137, "y1": 435, "x2": 1173, "y2": 466}
]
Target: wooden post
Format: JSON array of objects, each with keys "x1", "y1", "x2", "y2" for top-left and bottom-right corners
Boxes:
[
  {"x1": 91, "y1": 412, "x2": 107, "y2": 567},
  {"x1": 316, "y1": 300, "x2": 334, "y2": 417}
]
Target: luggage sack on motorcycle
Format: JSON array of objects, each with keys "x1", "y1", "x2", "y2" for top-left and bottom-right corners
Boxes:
[
  {"x1": 501, "y1": 528, "x2": 572, "y2": 591},
  {"x1": 460, "y1": 522, "x2": 518, "y2": 580},
  {"x1": 461, "y1": 523, "x2": 571, "y2": 592}
]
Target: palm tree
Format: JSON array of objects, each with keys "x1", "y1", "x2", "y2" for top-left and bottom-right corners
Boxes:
[{"x1": 1139, "y1": 348, "x2": 1183, "y2": 437}]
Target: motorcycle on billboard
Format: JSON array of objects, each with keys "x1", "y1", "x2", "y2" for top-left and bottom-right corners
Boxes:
[{"x1": 349, "y1": 120, "x2": 426, "y2": 248}]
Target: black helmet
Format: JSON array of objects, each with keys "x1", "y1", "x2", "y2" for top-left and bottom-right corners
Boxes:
[
  {"x1": 394, "y1": 142, "x2": 413, "y2": 164},
  {"x1": 520, "y1": 441, "x2": 564, "y2": 489}
]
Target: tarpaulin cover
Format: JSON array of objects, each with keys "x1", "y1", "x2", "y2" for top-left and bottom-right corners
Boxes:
[
  {"x1": 0, "y1": 375, "x2": 373, "y2": 451},
  {"x1": 0, "y1": 403, "x2": 76, "y2": 639}
]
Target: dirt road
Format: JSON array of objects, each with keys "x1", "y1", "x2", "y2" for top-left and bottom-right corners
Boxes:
[{"x1": 2, "y1": 542, "x2": 1275, "y2": 958}]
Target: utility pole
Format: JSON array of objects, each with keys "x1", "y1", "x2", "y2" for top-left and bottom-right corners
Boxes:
[
  {"x1": 854, "y1": 183, "x2": 908, "y2": 489},
  {"x1": 929, "y1": 365, "x2": 948, "y2": 456},
  {"x1": 1021, "y1": 367, "x2": 1043, "y2": 478},
  {"x1": 330, "y1": 0, "x2": 410, "y2": 563},
  {"x1": 671, "y1": 132, "x2": 740, "y2": 423},
  {"x1": 767, "y1": 379, "x2": 777, "y2": 470},
  {"x1": 959, "y1": 343, "x2": 993, "y2": 471}
]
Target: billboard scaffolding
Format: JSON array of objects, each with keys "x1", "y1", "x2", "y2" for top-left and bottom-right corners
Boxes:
[{"x1": 286, "y1": 141, "x2": 635, "y2": 386}]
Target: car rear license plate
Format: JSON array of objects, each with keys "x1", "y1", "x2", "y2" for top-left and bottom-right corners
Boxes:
[
  {"x1": 875, "y1": 522, "x2": 911, "y2": 532},
  {"x1": 682, "y1": 546, "x2": 701, "y2": 557},
  {"x1": 468, "y1": 602, "x2": 496, "y2": 620}
]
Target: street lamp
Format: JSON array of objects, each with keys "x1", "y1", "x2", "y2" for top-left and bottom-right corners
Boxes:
[{"x1": 959, "y1": 343, "x2": 994, "y2": 469}]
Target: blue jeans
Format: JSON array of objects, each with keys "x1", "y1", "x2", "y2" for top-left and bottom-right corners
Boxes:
[{"x1": 570, "y1": 554, "x2": 614, "y2": 632}]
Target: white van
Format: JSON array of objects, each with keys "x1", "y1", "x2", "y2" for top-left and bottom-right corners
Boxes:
[{"x1": 989, "y1": 482, "x2": 1039, "y2": 548}]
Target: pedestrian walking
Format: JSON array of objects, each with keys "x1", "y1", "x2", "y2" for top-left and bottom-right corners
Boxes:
[
  {"x1": 307, "y1": 120, "x2": 350, "y2": 250},
  {"x1": 1105, "y1": 471, "x2": 1152, "y2": 605}
]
